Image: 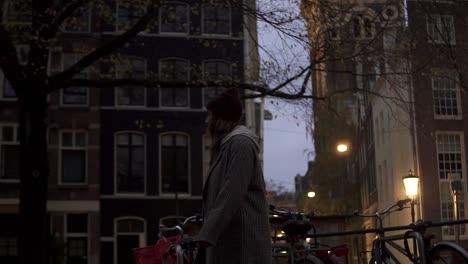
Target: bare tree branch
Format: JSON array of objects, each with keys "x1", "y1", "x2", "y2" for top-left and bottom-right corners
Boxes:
[{"x1": 48, "y1": 1, "x2": 157, "y2": 87}]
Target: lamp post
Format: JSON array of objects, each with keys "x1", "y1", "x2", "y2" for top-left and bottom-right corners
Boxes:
[{"x1": 403, "y1": 170, "x2": 419, "y2": 223}]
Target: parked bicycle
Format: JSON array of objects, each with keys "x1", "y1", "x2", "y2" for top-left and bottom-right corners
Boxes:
[
  {"x1": 269, "y1": 205, "x2": 349, "y2": 264},
  {"x1": 133, "y1": 214, "x2": 203, "y2": 264},
  {"x1": 354, "y1": 198, "x2": 468, "y2": 264}
]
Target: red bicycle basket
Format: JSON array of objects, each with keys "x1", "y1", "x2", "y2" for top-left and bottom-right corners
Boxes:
[{"x1": 132, "y1": 235, "x2": 182, "y2": 264}]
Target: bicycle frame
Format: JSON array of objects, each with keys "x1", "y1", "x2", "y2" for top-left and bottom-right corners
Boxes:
[{"x1": 372, "y1": 231, "x2": 426, "y2": 264}]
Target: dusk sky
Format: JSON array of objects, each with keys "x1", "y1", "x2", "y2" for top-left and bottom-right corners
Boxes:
[
  {"x1": 263, "y1": 101, "x2": 312, "y2": 192},
  {"x1": 258, "y1": 0, "x2": 312, "y2": 192}
]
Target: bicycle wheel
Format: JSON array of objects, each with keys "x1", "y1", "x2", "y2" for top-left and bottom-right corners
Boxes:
[{"x1": 427, "y1": 242, "x2": 468, "y2": 264}]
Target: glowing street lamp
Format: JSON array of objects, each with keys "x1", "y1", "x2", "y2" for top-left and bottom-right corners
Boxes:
[
  {"x1": 403, "y1": 170, "x2": 419, "y2": 223},
  {"x1": 403, "y1": 170, "x2": 419, "y2": 199},
  {"x1": 307, "y1": 191, "x2": 316, "y2": 198},
  {"x1": 336, "y1": 144, "x2": 348, "y2": 153}
]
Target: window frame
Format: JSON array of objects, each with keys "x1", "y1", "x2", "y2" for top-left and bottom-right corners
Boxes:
[
  {"x1": 0, "y1": 124, "x2": 20, "y2": 183},
  {"x1": 201, "y1": 2, "x2": 231, "y2": 36},
  {"x1": 0, "y1": 70, "x2": 16, "y2": 101},
  {"x1": 113, "y1": 217, "x2": 146, "y2": 264},
  {"x1": 351, "y1": 15, "x2": 376, "y2": 40},
  {"x1": 51, "y1": 51, "x2": 90, "y2": 107},
  {"x1": 201, "y1": 60, "x2": 232, "y2": 106},
  {"x1": 431, "y1": 71, "x2": 462, "y2": 120},
  {"x1": 64, "y1": 213, "x2": 89, "y2": 264},
  {"x1": 114, "y1": 131, "x2": 146, "y2": 196},
  {"x1": 158, "y1": 58, "x2": 190, "y2": 109},
  {"x1": 426, "y1": 14, "x2": 456, "y2": 45},
  {"x1": 62, "y1": 2, "x2": 92, "y2": 33},
  {"x1": 159, "y1": 132, "x2": 191, "y2": 196},
  {"x1": 114, "y1": 57, "x2": 147, "y2": 108},
  {"x1": 436, "y1": 131, "x2": 468, "y2": 240},
  {"x1": 115, "y1": 0, "x2": 148, "y2": 33},
  {"x1": 59, "y1": 130, "x2": 88, "y2": 186},
  {"x1": 3, "y1": 0, "x2": 32, "y2": 25},
  {"x1": 159, "y1": 2, "x2": 190, "y2": 35}
]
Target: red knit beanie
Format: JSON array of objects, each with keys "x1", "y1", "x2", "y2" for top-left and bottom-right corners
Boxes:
[{"x1": 206, "y1": 88, "x2": 242, "y2": 121}]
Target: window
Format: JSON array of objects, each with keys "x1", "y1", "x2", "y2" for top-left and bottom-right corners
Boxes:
[
  {"x1": 0, "y1": 236, "x2": 18, "y2": 262},
  {"x1": 63, "y1": 3, "x2": 91, "y2": 32},
  {"x1": 115, "y1": 132, "x2": 145, "y2": 194},
  {"x1": 160, "y1": 2, "x2": 188, "y2": 34},
  {"x1": 159, "y1": 59, "x2": 189, "y2": 107},
  {"x1": 65, "y1": 214, "x2": 88, "y2": 264},
  {"x1": 4, "y1": 0, "x2": 32, "y2": 24},
  {"x1": 203, "y1": 60, "x2": 232, "y2": 104},
  {"x1": 62, "y1": 53, "x2": 88, "y2": 106},
  {"x1": 436, "y1": 132, "x2": 467, "y2": 237},
  {"x1": 432, "y1": 73, "x2": 461, "y2": 118},
  {"x1": 0, "y1": 125, "x2": 19, "y2": 182},
  {"x1": 0, "y1": 70, "x2": 16, "y2": 99},
  {"x1": 202, "y1": 2, "x2": 230, "y2": 35},
  {"x1": 160, "y1": 133, "x2": 189, "y2": 194},
  {"x1": 60, "y1": 131, "x2": 87, "y2": 184},
  {"x1": 115, "y1": 218, "x2": 145, "y2": 264},
  {"x1": 115, "y1": 57, "x2": 146, "y2": 106},
  {"x1": 351, "y1": 15, "x2": 375, "y2": 39},
  {"x1": 117, "y1": 0, "x2": 146, "y2": 31},
  {"x1": 427, "y1": 15, "x2": 456, "y2": 45}
]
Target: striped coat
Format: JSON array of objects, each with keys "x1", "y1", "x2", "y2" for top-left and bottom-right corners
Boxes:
[{"x1": 196, "y1": 126, "x2": 272, "y2": 264}]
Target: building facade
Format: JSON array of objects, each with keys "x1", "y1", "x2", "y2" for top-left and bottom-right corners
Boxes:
[
  {"x1": 304, "y1": 0, "x2": 468, "y2": 260},
  {"x1": 0, "y1": 0, "x2": 262, "y2": 263}
]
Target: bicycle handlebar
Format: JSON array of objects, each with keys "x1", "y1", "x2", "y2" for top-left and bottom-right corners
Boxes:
[{"x1": 354, "y1": 198, "x2": 412, "y2": 218}]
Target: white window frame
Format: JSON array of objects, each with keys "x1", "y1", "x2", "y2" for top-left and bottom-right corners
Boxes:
[
  {"x1": 158, "y1": 58, "x2": 190, "y2": 109},
  {"x1": 115, "y1": 0, "x2": 148, "y2": 33},
  {"x1": 426, "y1": 14, "x2": 456, "y2": 45},
  {"x1": 159, "y1": 132, "x2": 191, "y2": 196},
  {"x1": 431, "y1": 71, "x2": 462, "y2": 120},
  {"x1": 436, "y1": 131, "x2": 468, "y2": 240},
  {"x1": 114, "y1": 57, "x2": 147, "y2": 108},
  {"x1": 59, "y1": 130, "x2": 88, "y2": 186},
  {"x1": 2, "y1": 0, "x2": 32, "y2": 25},
  {"x1": 0, "y1": 124, "x2": 19, "y2": 183},
  {"x1": 201, "y1": 2, "x2": 231, "y2": 36},
  {"x1": 201, "y1": 60, "x2": 232, "y2": 107},
  {"x1": 159, "y1": 2, "x2": 190, "y2": 35},
  {"x1": 114, "y1": 217, "x2": 146, "y2": 264},
  {"x1": 62, "y1": 2, "x2": 92, "y2": 33},
  {"x1": 113, "y1": 131, "x2": 147, "y2": 196},
  {"x1": 64, "y1": 213, "x2": 89, "y2": 264},
  {"x1": 61, "y1": 53, "x2": 90, "y2": 107}
]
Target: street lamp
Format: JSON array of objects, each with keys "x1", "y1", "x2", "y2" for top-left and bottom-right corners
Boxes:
[
  {"x1": 336, "y1": 144, "x2": 348, "y2": 153},
  {"x1": 307, "y1": 191, "x2": 316, "y2": 198},
  {"x1": 403, "y1": 170, "x2": 419, "y2": 223}
]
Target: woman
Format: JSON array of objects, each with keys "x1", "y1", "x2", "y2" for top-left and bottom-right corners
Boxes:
[{"x1": 195, "y1": 88, "x2": 272, "y2": 264}]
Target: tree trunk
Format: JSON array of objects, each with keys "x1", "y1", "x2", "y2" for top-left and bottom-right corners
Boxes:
[{"x1": 18, "y1": 88, "x2": 49, "y2": 264}]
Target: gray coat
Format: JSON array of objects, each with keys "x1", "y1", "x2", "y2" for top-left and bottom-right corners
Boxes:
[{"x1": 196, "y1": 126, "x2": 272, "y2": 264}]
